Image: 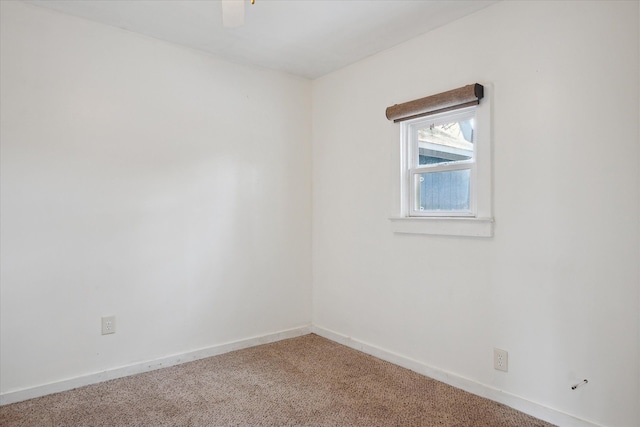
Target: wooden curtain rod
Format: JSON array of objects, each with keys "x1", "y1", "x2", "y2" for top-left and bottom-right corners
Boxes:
[{"x1": 386, "y1": 83, "x2": 484, "y2": 123}]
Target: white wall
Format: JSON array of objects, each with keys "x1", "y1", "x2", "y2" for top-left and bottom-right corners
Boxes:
[
  {"x1": 312, "y1": 1, "x2": 639, "y2": 426},
  {"x1": 0, "y1": 1, "x2": 311, "y2": 394}
]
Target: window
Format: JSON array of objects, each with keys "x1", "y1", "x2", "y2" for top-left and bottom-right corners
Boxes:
[
  {"x1": 406, "y1": 108, "x2": 476, "y2": 217},
  {"x1": 386, "y1": 83, "x2": 493, "y2": 237}
]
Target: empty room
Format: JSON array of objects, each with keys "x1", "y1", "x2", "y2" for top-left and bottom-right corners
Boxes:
[{"x1": 0, "y1": 1, "x2": 638, "y2": 426}]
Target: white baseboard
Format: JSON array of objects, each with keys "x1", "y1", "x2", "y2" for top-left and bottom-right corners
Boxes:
[
  {"x1": 0, "y1": 325, "x2": 311, "y2": 406},
  {"x1": 0, "y1": 324, "x2": 605, "y2": 427},
  {"x1": 310, "y1": 325, "x2": 602, "y2": 427}
]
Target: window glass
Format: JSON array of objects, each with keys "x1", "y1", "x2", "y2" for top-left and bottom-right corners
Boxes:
[
  {"x1": 414, "y1": 169, "x2": 470, "y2": 211},
  {"x1": 415, "y1": 118, "x2": 474, "y2": 166}
]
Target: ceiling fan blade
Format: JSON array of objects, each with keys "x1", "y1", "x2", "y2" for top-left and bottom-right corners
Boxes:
[{"x1": 222, "y1": 0, "x2": 245, "y2": 28}]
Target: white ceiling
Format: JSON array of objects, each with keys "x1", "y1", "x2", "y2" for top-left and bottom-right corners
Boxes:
[{"x1": 23, "y1": 0, "x2": 497, "y2": 79}]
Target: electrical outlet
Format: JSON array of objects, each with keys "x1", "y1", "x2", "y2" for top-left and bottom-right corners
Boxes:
[
  {"x1": 494, "y1": 348, "x2": 508, "y2": 372},
  {"x1": 101, "y1": 316, "x2": 116, "y2": 335}
]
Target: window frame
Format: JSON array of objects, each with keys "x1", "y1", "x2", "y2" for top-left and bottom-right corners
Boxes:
[{"x1": 405, "y1": 107, "x2": 478, "y2": 218}]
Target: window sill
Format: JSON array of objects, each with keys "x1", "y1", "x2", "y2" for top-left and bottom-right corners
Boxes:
[{"x1": 389, "y1": 217, "x2": 494, "y2": 237}]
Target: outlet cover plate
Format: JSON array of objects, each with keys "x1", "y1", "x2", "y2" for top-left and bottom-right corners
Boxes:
[
  {"x1": 494, "y1": 348, "x2": 508, "y2": 372},
  {"x1": 101, "y1": 316, "x2": 116, "y2": 335}
]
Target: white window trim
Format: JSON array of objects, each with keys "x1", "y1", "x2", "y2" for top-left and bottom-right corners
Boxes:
[{"x1": 389, "y1": 83, "x2": 493, "y2": 237}]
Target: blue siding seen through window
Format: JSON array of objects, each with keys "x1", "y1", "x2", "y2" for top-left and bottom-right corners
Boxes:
[{"x1": 416, "y1": 168, "x2": 470, "y2": 211}]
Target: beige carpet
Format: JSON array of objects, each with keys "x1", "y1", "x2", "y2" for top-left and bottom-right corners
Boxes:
[{"x1": 0, "y1": 334, "x2": 555, "y2": 426}]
